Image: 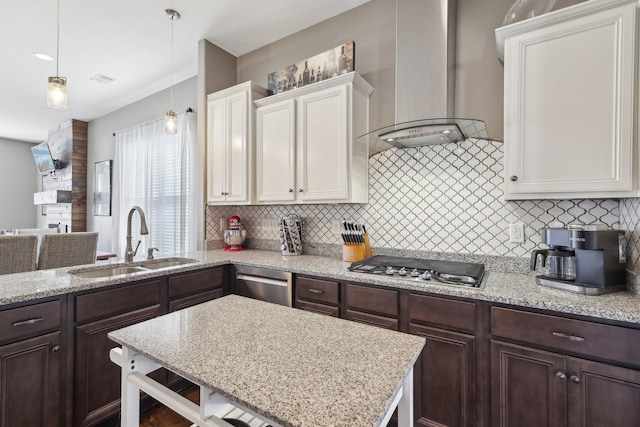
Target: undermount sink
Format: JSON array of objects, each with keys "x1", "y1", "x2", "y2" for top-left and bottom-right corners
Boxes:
[
  {"x1": 70, "y1": 266, "x2": 148, "y2": 278},
  {"x1": 69, "y1": 257, "x2": 199, "y2": 279},
  {"x1": 137, "y1": 258, "x2": 199, "y2": 269}
]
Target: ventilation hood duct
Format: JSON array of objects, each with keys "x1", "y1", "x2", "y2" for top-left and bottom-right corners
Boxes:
[{"x1": 357, "y1": 0, "x2": 489, "y2": 155}]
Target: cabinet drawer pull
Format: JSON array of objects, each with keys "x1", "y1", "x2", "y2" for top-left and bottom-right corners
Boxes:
[
  {"x1": 12, "y1": 317, "x2": 44, "y2": 326},
  {"x1": 308, "y1": 288, "x2": 324, "y2": 294},
  {"x1": 552, "y1": 331, "x2": 585, "y2": 342},
  {"x1": 569, "y1": 374, "x2": 580, "y2": 384},
  {"x1": 555, "y1": 371, "x2": 567, "y2": 381},
  {"x1": 51, "y1": 345, "x2": 61, "y2": 353}
]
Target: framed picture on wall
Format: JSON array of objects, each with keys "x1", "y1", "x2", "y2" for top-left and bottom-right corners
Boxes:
[
  {"x1": 94, "y1": 160, "x2": 112, "y2": 216},
  {"x1": 267, "y1": 41, "x2": 355, "y2": 94}
]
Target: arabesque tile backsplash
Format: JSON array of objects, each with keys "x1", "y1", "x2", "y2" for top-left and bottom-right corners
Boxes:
[{"x1": 206, "y1": 138, "x2": 640, "y2": 278}]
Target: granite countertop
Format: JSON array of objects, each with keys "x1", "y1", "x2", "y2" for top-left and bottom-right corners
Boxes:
[
  {"x1": 108, "y1": 294, "x2": 425, "y2": 427},
  {"x1": 1, "y1": 249, "x2": 640, "y2": 324}
]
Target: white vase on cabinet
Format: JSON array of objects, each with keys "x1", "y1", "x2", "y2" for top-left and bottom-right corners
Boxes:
[
  {"x1": 255, "y1": 72, "x2": 373, "y2": 204},
  {"x1": 496, "y1": 0, "x2": 638, "y2": 200},
  {"x1": 206, "y1": 82, "x2": 268, "y2": 205}
]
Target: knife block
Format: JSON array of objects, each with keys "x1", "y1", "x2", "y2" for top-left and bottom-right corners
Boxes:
[
  {"x1": 343, "y1": 234, "x2": 372, "y2": 262},
  {"x1": 343, "y1": 244, "x2": 366, "y2": 262},
  {"x1": 363, "y1": 233, "x2": 373, "y2": 258}
]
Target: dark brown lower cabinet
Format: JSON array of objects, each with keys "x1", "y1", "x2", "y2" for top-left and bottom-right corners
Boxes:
[
  {"x1": 492, "y1": 340, "x2": 640, "y2": 427},
  {"x1": 0, "y1": 331, "x2": 63, "y2": 427},
  {"x1": 410, "y1": 324, "x2": 476, "y2": 427},
  {"x1": 74, "y1": 306, "x2": 160, "y2": 427}
]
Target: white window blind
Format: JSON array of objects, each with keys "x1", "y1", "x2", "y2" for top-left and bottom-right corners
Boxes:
[{"x1": 113, "y1": 112, "x2": 197, "y2": 258}]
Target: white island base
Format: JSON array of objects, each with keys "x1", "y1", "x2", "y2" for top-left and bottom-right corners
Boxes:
[
  {"x1": 110, "y1": 346, "x2": 414, "y2": 427},
  {"x1": 108, "y1": 295, "x2": 425, "y2": 427}
]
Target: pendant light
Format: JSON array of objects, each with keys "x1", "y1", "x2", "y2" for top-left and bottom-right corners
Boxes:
[
  {"x1": 47, "y1": 0, "x2": 67, "y2": 109},
  {"x1": 164, "y1": 9, "x2": 181, "y2": 134}
]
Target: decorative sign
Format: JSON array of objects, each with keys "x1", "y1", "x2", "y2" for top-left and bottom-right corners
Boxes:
[
  {"x1": 94, "y1": 160, "x2": 112, "y2": 216},
  {"x1": 267, "y1": 41, "x2": 355, "y2": 95}
]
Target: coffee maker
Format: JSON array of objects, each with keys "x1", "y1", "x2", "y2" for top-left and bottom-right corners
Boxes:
[{"x1": 530, "y1": 224, "x2": 627, "y2": 295}]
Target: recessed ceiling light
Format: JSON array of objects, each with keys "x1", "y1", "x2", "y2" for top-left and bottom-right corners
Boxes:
[{"x1": 33, "y1": 52, "x2": 54, "y2": 61}]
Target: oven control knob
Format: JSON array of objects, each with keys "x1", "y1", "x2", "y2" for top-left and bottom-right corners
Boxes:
[
  {"x1": 385, "y1": 266, "x2": 396, "y2": 275},
  {"x1": 410, "y1": 269, "x2": 420, "y2": 277},
  {"x1": 398, "y1": 267, "x2": 407, "y2": 276},
  {"x1": 420, "y1": 271, "x2": 432, "y2": 280}
]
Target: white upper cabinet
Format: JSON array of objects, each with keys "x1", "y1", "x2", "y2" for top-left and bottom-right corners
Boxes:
[
  {"x1": 206, "y1": 82, "x2": 268, "y2": 205},
  {"x1": 496, "y1": 0, "x2": 638, "y2": 200},
  {"x1": 255, "y1": 72, "x2": 373, "y2": 204}
]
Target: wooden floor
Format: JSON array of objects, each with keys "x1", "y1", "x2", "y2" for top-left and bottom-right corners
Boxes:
[{"x1": 139, "y1": 386, "x2": 199, "y2": 427}]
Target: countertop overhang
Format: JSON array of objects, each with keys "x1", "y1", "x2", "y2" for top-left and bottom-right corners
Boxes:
[{"x1": 1, "y1": 249, "x2": 640, "y2": 324}]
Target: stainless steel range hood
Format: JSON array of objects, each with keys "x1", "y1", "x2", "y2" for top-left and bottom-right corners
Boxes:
[
  {"x1": 358, "y1": 118, "x2": 489, "y2": 155},
  {"x1": 357, "y1": 0, "x2": 490, "y2": 156}
]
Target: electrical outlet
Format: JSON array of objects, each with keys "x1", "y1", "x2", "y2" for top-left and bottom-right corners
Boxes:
[
  {"x1": 509, "y1": 223, "x2": 525, "y2": 243},
  {"x1": 332, "y1": 220, "x2": 342, "y2": 235},
  {"x1": 219, "y1": 217, "x2": 225, "y2": 231}
]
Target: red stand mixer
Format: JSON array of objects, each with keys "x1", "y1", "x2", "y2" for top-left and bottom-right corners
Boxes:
[{"x1": 223, "y1": 215, "x2": 246, "y2": 252}]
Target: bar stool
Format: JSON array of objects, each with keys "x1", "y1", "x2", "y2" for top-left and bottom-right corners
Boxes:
[
  {"x1": 0, "y1": 235, "x2": 38, "y2": 274},
  {"x1": 37, "y1": 232, "x2": 99, "y2": 269}
]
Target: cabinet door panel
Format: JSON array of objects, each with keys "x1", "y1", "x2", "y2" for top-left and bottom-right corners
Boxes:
[
  {"x1": 74, "y1": 305, "x2": 160, "y2": 427},
  {"x1": 410, "y1": 324, "x2": 475, "y2": 427},
  {"x1": 0, "y1": 332, "x2": 62, "y2": 427},
  {"x1": 207, "y1": 97, "x2": 227, "y2": 203},
  {"x1": 256, "y1": 99, "x2": 296, "y2": 202},
  {"x1": 492, "y1": 340, "x2": 566, "y2": 427},
  {"x1": 297, "y1": 85, "x2": 349, "y2": 201},
  {"x1": 226, "y1": 91, "x2": 249, "y2": 203},
  {"x1": 568, "y1": 357, "x2": 640, "y2": 427},
  {"x1": 503, "y1": 2, "x2": 636, "y2": 199}
]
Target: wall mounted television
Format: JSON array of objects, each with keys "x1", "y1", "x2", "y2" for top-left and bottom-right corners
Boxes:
[{"x1": 31, "y1": 142, "x2": 56, "y2": 174}]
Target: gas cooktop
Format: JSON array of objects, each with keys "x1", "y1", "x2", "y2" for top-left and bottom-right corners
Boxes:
[{"x1": 348, "y1": 255, "x2": 485, "y2": 287}]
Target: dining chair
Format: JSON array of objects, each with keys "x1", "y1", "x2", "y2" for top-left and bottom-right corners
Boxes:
[
  {"x1": 0, "y1": 235, "x2": 38, "y2": 274},
  {"x1": 37, "y1": 232, "x2": 99, "y2": 269}
]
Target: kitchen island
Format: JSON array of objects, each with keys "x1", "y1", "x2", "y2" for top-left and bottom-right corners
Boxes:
[{"x1": 108, "y1": 295, "x2": 425, "y2": 427}]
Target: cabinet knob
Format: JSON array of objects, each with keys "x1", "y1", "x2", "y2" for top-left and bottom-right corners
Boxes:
[
  {"x1": 289, "y1": 189, "x2": 294, "y2": 193},
  {"x1": 221, "y1": 191, "x2": 225, "y2": 196},
  {"x1": 51, "y1": 345, "x2": 61, "y2": 353},
  {"x1": 510, "y1": 175, "x2": 518, "y2": 182},
  {"x1": 555, "y1": 371, "x2": 567, "y2": 381},
  {"x1": 298, "y1": 188, "x2": 303, "y2": 193},
  {"x1": 569, "y1": 374, "x2": 580, "y2": 384}
]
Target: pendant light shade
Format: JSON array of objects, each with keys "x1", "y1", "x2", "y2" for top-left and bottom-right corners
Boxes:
[
  {"x1": 48, "y1": 0, "x2": 67, "y2": 110},
  {"x1": 47, "y1": 77, "x2": 67, "y2": 109},
  {"x1": 164, "y1": 9, "x2": 180, "y2": 134},
  {"x1": 164, "y1": 111, "x2": 178, "y2": 134}
]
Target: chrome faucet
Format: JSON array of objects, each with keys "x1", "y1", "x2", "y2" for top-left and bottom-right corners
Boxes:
[{"x1": 125, "y1": 206, "x2": 149, "y2": 262}]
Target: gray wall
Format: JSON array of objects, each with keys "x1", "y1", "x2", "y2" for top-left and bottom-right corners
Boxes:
[
  {"x1": 87, "y1": 76, "x2": 197, "y2": 252},
  {"x1": 0, "y1": 138, "x2": 38, "y2": 229},
  {"x1": 238, "y1": 0, "x2": 396, "y2": 133},
  {"x1": 238, "y1": 0, "x2": 584, "y2": 141}
]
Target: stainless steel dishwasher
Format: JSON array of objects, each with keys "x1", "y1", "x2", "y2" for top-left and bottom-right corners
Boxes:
[{"x1": 234, "y1": 265, "x2": 292, "y2": 307}]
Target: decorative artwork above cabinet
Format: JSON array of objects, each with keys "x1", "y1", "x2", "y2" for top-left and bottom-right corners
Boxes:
[{"x1": 496, "y1": 0, "x2": 639, "y2": 200}]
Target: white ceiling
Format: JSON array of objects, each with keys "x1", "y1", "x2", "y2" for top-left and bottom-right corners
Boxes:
[{"x1": 2, "y1": 0, "x2": 370, "y2": 143}]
